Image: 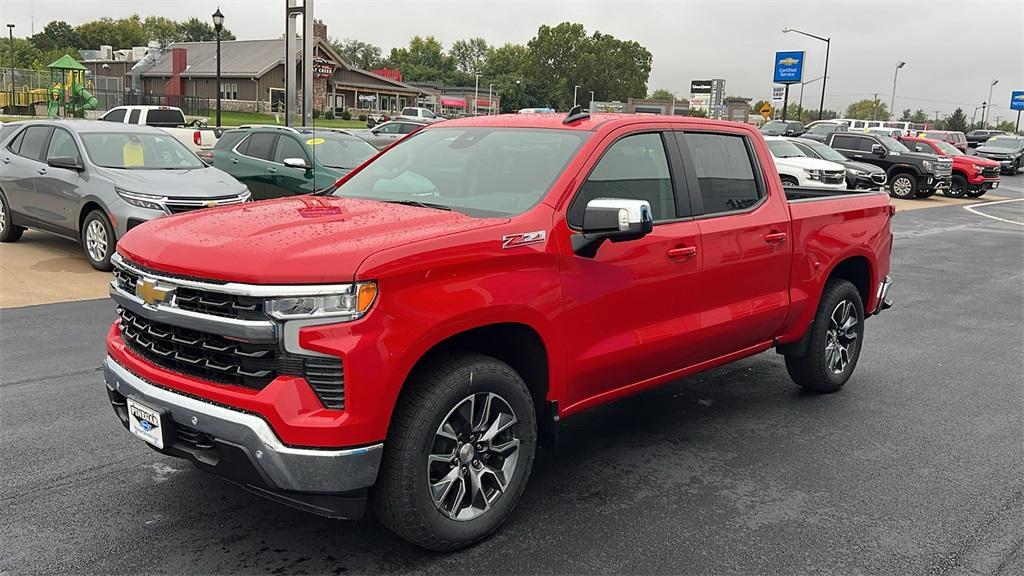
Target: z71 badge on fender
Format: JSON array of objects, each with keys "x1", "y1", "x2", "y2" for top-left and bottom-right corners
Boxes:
[{"x1": 502, "y1": 231, "x2": 546, "y2": 249}]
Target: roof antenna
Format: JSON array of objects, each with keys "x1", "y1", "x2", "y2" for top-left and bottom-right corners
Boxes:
[{"x1": 563, "y1": 105, "x2": 591, "y2": 125}]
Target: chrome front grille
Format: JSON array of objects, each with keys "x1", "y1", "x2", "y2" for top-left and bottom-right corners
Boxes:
[
  {"x1": 823, "y1": 170, "x2": 845, "y2": 184},
  {"x1": 114, "y1": 264, "x2": 269, "y2": 321},
  {"x1": 870, "y1": 172, "x2": 887, "y2": 184},
  {"x1": 118, "y1": 307, "x2": 278, "y2": 388},
  {"x1": 934, "y1": 163, "x2": 952, "y2": 177},
  {"x1": 165, "y1": 194, "x2": 248, "y2": 215},
  {"x1": 981, "y1": 166, "x2": 1000, "y2": 177}
]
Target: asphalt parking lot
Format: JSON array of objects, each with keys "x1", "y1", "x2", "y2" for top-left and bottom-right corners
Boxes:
[{"x1": 2, "y1": 178, "x2": 1023, "y2": 575}]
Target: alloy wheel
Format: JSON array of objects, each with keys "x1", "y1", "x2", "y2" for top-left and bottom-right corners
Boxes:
[
  {"x1": 0, "y1": 198, "x2": 6, "y2": 234},
  {"x1": 825, "y1": 300, "x2": 858, "y2": 375},
  {"x1": 86, "y1": 219, "x2": 108, "y2": 263},
  {"x1": 892, "y1": 177, "x2": 913, "y2": 197},
  {"x1": 427, "y1": 392, "x2": 520, "y2": 522}
]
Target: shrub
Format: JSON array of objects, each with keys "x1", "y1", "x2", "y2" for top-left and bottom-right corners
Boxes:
[
  {"x1": 325, "y1": 108, "x2": 335, "y2": 119},
  {"x1": 341, "y1": 110, "x2": 352, "y2": 121}
]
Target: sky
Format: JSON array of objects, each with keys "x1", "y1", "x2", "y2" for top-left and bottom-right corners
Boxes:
[{"x1": 4, "y1": 0, "x2": 1023, "y2": 120}]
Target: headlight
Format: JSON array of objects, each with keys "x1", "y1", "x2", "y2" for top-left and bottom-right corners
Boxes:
[
  {"x1": 266, "y1": 282, "x2": 377, "y2": 320},
  {"x1": 115, "y1": 187, "x2": 166, "y2": 211},
  {"x1": 922, "y1": 160, "x2": 935, "y2": 172},
  {"x1": 850, "y1": 169, "x2": 866, "y2": 176},
  {"x1": 803, "y1": 168, "x2": 823, "y2": 180},
  {"x1": 973, "y1": 164, "x2": 985, "y2": 172}
]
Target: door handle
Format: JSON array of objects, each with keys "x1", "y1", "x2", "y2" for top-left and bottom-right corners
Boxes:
[
  {"x1": 267, "y1": 168, "x2": 278, "y2": 174},
  {"x1": 764, "y1": 232, "x2": 788, "y2": 244},
  {"x1": 231, "y1": 158, "x2": 239, "y2": 164},
  {"x1": 37, "y1": 168, "x2": 47, "y2": 175},
  {"x1": 667, "y1": 246, "x2": 698, "y2": 260}
]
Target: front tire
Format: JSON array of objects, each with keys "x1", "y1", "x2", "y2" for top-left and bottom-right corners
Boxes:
[
  {"x1": 373, "y1": 352, "x2": 537, "y2": 551},
  {"x1": 889, "y1": 173, "x2": 917, "y2": 199},
  {"x1": 785, "y1": 279, "x2": 865, "y2": 393},
  {"x1": 0, "y1": 190, "x2": 25, "y2": 243},
  {"x1": 81, "y1": 210, "x2": 115, "y2": 271},
  {"x1": 946, "y1": 175, "x2": 967, "y2": 198},
  {"x1": 780, "y1": 175, "x2": 799, "y2": 187}
]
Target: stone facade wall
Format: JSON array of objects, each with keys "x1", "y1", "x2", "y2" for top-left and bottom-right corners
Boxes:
[{"x1": 220, "y1": 99, "x2": 260, "y2": 113}]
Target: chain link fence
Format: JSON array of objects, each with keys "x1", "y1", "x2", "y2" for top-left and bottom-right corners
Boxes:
[{"x1": 1, "y1": 67, "x2": 125, "y2": 114}]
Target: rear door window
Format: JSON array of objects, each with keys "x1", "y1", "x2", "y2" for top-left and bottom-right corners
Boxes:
[
  {"x1": 17, "y1": 126, "x2": 53, "y2": 162},
  {"x1": 128, "y1": 109, "x2": 141, "y2": 124},
  {"x1": 274, "y1": 136, "x2": 308, "y2": 164},
  {"x1": 831, "y1": 134, "x2": 861, "y2": 151},
  {"x1": 102, "y1": 108, "x2": 126, "y2": 122},
  {"x1": 240, "y1": 133, "x2": 278, "y2": 161},
  {"x1": 685, "y1": 132, "x2": 762, "y2": 215}
]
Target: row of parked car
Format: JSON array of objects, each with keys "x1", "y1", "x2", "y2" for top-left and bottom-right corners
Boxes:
[{"x1": 761, "y1": 118, "x2": 1022, "y2": 200}]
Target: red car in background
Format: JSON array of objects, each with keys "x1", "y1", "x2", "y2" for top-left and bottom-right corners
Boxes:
[{"x1": 903, "y1": 136, "x2": 1000, "y2": 198}]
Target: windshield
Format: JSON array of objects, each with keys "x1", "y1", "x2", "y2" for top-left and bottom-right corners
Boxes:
[
  {"x1": 760, "y1": 122, "x2": 789, "y2": 135},
  {"x1": 767, "y1": 139, "x2": 806, "y2": 158},
  {"x1": 878, "y1": 136, "x2": 909, "y2": 153},
  {"x1": 982, "y1": 137, "x2": 1023, "y2": 150},
  {"x1": 302, "y1": 131, "x2": 377, "y2": 169},
  {"x1": 804, "y1": 140, "x2": 847, "y2": 162},
  {"x1": 932, "y1": 140, "x2": 962, "y2": 156},
  {"x1": 80, "y1": 132, "x2": 204, "y2": 169},
  {"x1": 808, "y1": 124, "x2": 840, "y2": 134},
  {"x1": 331, "y1": 127, "x2": 589, "y2": 217}
]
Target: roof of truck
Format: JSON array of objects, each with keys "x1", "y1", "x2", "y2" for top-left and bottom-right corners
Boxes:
[{"x1": 432, "y1": 112, "x2": 745, "y2": 133}]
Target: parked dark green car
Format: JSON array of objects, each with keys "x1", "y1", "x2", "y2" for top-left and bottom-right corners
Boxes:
[{"x1": 209, "y1": 125, "x2": 378, "y2": 199}]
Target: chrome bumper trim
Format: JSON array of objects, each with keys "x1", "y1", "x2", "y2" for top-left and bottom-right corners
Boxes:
[
  {"x1": 109, "y1": 282, "x2": 278, "y2": 343},
  {"x1": 875, "y1": 275, "x2": 893, "y2": 314},
  {"x1": 103, "y1": 356, "x2": 382, "y2": 493}
]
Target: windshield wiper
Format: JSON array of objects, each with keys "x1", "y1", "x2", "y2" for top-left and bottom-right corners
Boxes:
[{"x1": 381, "y1": 200, "x2": 452, "y2": 211}]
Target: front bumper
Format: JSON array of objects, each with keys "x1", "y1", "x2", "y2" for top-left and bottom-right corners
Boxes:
[
  {"x1": 103, "y1": 355, "x2": 382, "y2": 517},
  {"x1": 920, "y1": 174, "x2": 951, "y2": 191}
]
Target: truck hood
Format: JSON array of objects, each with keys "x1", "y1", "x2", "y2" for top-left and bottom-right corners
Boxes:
[
  {"x1": 774, "y1": 156, "x2": 845, "y2": 171},
  {"x1": 99, "y1": 166, "x2": 248, "y2": 199},
  {"x1": 955, "y1": 154, "x2": 1000, "y2": 167},
  {"x1": 975, "y1": 145, "x2": 1022, "y2": 157},
  {"x1": 117, "y1": 196, "x2": 507, "y2": 284},
  {"x1": 841, "y1": 160, "x2": 885, "y2": 174}
]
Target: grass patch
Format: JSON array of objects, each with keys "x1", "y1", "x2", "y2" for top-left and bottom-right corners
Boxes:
[{"x1": 198, "y1": 110, "x2": 365, "y2": 129}]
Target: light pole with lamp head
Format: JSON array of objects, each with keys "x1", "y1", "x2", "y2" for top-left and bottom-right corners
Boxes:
[
  {"x1": 212, "y1": 8, "x2": 224, "y2": 127},
  {"x1": 890, "y1": 61, "x2": 905, "y2": 121},
  {"x1": 984, "y1": 79, "x2": 998, "y2": 127},
  {"x1": 573, "y1": 84, "x2": 581, "y2": 107},
  {"x1": 797, "y1": 75, "x2": 826, "y2": 121},
  {"x1": 783, "y1": 27, "x2": 830, "y2": 120}
]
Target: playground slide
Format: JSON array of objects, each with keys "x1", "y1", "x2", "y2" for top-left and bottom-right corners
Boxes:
[{"x1": 73, "y1": 84, "x2": 98, "y2": 111}]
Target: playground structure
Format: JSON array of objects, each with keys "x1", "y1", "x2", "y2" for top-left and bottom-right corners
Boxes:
[{"x1": 46, "y1": 55, "x2": 99, "y2": 118}]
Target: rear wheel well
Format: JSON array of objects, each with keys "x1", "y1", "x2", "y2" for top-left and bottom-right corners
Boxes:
[
  {"x1": 407, "y1": 323, "x2": 554, "y2": 444},
  {"x1": 828, "y1": 256, "x2": 871, "y2": 307}
]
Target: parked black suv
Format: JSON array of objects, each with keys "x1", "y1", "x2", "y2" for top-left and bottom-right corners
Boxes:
[
  {"x1": 788, "y1": 137, "x2": 886, "y2": 190},
  {"x1": 973, "y1": 135, "x2": 1024, "y2": 175},
  {"x1": 828, "y1": 132, "x2": 952, "y2": 199},
  {"x1": 966, "y1": 129, "x2": 1005, "y2": 148}
]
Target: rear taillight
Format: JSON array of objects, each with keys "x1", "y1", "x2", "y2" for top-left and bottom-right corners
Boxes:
[{"x1": 193, "y1": 130, "x2": 202, "y2": 146}]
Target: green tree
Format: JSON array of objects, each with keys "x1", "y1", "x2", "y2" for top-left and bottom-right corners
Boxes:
[
  {"x1": 943, "y1": 108, "x2": 969, "y2": 132},
  {"x1": 177, "y1": 17, "x2": 234, "y2": 42},
  {"x1": 899, "y1": 108, "x2": 912, "y2": 122},
  {"x1": 648, "y1": 88, "x2": 675, "y2": 101},
  {"x1": 30, "y1": 21, "x2": 81, "y2": 51},
  {"x1": 687, "y1": 108, "x2": 708, "y2": 118},
  {"x1": 449, "y1": 38, "x2": 489, "y2": 77},
  {"x1": 910, "y1": 109, "x2": 929, "y2": 124},
  {"x1": 75, "y1": 16, "x2": 147, "y2": 50},
  {"x1": 2, "y1": 37, "x2": 43, "y2": 70},
  {"x1": 331, "y1": 38, "x2": 383, "y2": 70},
  {"x1": 387, "y1": 36, "x2": 460, "y2": 84},
  {"x1": 143, "y1": 16, "x2": 183, "y2": 45},
  {"x1": 846, "y1": 98, "x2": 889, "y2": 120}
]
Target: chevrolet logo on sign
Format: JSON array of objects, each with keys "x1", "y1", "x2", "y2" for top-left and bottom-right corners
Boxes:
[
  {"x1": 136, "y1": 279, "x2": 175, "y2": 307},
  {"x1": 778, "y1": 57, "x2": 800, "y2": 66}
]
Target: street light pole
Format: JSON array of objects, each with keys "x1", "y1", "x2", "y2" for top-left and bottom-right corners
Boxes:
[
  {"x1": 984, "y1": 79, "x2": 998, "y2": 127},
  {"x1": 474, "y1": 73, "x2": 481, "y2": 116},
  {"x1": 783, "y1": 27, "x2": 830, "y2": 120},
  {"x1": 573, "y1": 84, "x2": 581, "y2": 107},
  {"x1": 797, "y1": 75, "x2": 826, "y2": 121},
  {"x1": 589, "y1": 90, "x2": 595, "y2": 111},
  {"x1": 6, "y1": 24, "x2": 13, "y2": 110},
  {"x1": 488, "y1": 83, "x2": 493, "y2": 115},
  {"x1": 212, "y1": 8, "x2": 224, "y2": 127},
  {"x1": 890, "y1": 61, "x2": 905, "y2": 121}
]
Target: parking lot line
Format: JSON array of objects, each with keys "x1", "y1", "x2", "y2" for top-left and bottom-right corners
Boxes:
[{"x1": 962, "y1": 198, "x2": 1024, "y2": 226}]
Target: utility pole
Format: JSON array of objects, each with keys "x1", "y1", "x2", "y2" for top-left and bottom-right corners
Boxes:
[
  {"x1": 890, "y1": 61, "x2": 905, "y2": 121},
  {"x1": 872, "y1": 93, "x2": 879, "y2": 121},
  {"x1": 984, "y1": 79, "x2": 998, "y2": 127}
]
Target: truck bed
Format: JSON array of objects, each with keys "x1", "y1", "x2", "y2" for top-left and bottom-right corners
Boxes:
[{"x1": 783, "y1": 186, "x2": 885, "y2": 202}]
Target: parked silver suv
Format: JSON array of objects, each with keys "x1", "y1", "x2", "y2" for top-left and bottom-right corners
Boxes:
[{"x1": 0, "y1": 120, "x2": 249, "y2": 270}]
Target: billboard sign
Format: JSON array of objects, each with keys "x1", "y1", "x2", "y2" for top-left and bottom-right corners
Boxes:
[
  {"x1": 773, "y1": 51, "x2": 805, "y2": 84},
  {"x1": 1011, "y1": 91, "x2": 1024, "y2": 111},
  {"x1": 690, "y1": 80, "x2": 713, "y2": 94}
]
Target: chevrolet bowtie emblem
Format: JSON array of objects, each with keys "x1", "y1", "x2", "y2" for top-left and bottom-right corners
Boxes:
[
  {"x1": 204, "y1": 200, "x2": 218, "y2": 208},
  {"x1": 136, "y1": 278, "x2": 174, "y2": 307}
]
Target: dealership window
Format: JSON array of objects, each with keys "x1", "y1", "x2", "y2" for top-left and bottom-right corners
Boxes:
[
  {"x1": 570, "y1": 132, "x2": 675, "y2": 227},
  {"x1": 686, "y1": 132, "x2": 761, "y2": 215},
  {"x1": 220, "y1": 83, "x2": 238, "y2": 100}
]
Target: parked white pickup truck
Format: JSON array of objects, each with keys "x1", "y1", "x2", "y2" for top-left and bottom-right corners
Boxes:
[{"x1": 99, "y1": 106, "x2": 221, "y2": 152}]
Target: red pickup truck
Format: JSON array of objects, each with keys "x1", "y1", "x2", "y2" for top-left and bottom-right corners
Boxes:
[{"x1": 104, "y1": 111, "x2": 893, "y2": 550}]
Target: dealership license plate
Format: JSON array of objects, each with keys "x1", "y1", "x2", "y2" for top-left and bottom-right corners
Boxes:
[{"x1": 127, "y1": 398, "x2": 164, "y2": 449}]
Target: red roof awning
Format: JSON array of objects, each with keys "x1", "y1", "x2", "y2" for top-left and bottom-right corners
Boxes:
[
  {"x1": 476, "y1": 99, "x2": 492, "y2": 107},
  {"x1": 440, "y1": 97, "x2": 466, "y2": 108}
]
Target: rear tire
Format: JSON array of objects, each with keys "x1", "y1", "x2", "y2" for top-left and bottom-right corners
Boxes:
[
  {"x1": 81, "y1": 210, "x2": 115, "y2": 271},
  {"x1": 0, "y1": 190, "x2": 25, "y2": 243},
  {"x1": 889, "y1": 173, "x2": 917, "y2": 199},
  {"x1": 373, "y1": 352, "x2": 537, "y2": 551},
  {"x1": 946, "y1": 174, "x2": 967, "y2": 198},
  {"x1": 785, "y1": 279, "x2": 865, "y2": 393}
]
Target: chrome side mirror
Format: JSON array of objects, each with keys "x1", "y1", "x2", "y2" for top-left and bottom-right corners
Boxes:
[
  {"x1": 571, "y1": 198, "x2": 654, "y2": 258},
  {"x1": 283, "y1": 157, "x2": 310, "y2": 170}
]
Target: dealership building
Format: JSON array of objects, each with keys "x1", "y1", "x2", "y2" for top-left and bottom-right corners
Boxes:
[{"x1": 689, "y1": 79, "x2": 726, "y2": 119}]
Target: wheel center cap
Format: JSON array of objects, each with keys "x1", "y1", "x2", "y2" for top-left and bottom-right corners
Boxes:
[{"x1": 458, "y1": 443, "x2": 475, "y2": 464}]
